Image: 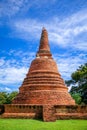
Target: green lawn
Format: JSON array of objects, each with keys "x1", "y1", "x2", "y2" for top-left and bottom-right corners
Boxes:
[{"x1": 0, "y1": 119, "x2": 87, "y2": 130}]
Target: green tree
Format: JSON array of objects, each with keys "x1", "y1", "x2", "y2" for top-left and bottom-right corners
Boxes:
[
  {"x1": 66, "y1": 63, "x2": 87, "y2": 104},
  {"x1": 71, "y1": 93, "x2": 82, "y2": 104},
  {"x1": 0, "y1": 91, "x2": 18, "y2": 104},
  {"x1": 7, "y1": 91, "x2": 18, "y2": 104},
  {"x1": 0, "y1": 92, "x2": 8, "y2": 104}
]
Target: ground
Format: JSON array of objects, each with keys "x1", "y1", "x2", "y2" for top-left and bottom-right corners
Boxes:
[{"x1": 0, "y1": 119, "x2": 87, "y2": 130}]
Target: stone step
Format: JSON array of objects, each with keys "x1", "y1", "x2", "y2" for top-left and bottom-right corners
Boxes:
[
  {"x1": 23, "y1": 77, "x2": 64, "y2": 84},
  {"x1": 21, "y1": 83, "x2": 66, "y2": 88},
  {"x1": 55, "y1": 113, "x2": 87, "y2": 119},
  {"x1": 27, "y1": 72, "x2": 60, "y2": 77},
  {"x1": 23, "y1": 80, "x2": 65, "y2": 85},
  {"x1": 28, "y1": 71, "x2": 60, "y2": 75},
  {"x1": 27, "y1": 75, "x2": 60, "y2": 79},
  {"x1": 23, "y1": 81, "x2": 64, "y2": 85},
  {"x1": 24, "y1": 77, "x2": 64, "y2": 82},
  {"x1": 1, "y1": 113, "x2": 36, "y2": 118}
]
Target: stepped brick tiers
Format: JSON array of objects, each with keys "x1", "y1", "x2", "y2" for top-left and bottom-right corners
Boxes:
[
  {"x1": 13, "y1": 28, "x2": 75, "y2": 105},
  {"x1": 0, "y1": 28, "x2": 87, "y2": 121}
]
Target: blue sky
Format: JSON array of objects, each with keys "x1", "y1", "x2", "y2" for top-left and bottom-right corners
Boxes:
[{"x1": 0, "y1": 0, "x2": 87, "y2": 92}]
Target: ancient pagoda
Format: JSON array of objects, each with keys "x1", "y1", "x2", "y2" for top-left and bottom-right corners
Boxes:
[
  {"x1": 1, "y1": 28, "x2": 87, "y2": 122},
  {"x1": 13, "y1": 28, "x2": 75, "y2": 105}
]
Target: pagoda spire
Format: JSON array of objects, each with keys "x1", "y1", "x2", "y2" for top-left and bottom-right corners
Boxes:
[
  {"x1": 39, "y1": 27, "x2": 50, "y2": 51},
  {"x1": 36, "y1": 27, "x2": 52, "y2": 58},
  {"x1": 13, "y1": 28, "x2": 75, "y2": 106}
]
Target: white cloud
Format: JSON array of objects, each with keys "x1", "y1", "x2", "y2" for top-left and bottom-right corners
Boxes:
[
  {"x1": 0, "y1": 85, "x2": 19, "y2": 92},
  {"x1": 0, "y1": 67, "x2": 28, "y2": 84},
  {"x1": 0, "y1": 59, "x2": 5, "y2": 66},
  {"x1": 0, "y1": 1, "x2": 86, "y2": 92},
  {"x1": 10, "y1": 9, "x2": 87, "y2": 51},
  {"x1": 5, "y1": 87, "x2": 12, "y2": 91},
  {"x1": 0, "y1": 86, "x2": 12, "y2": 92},
  {"x1": 0, "y1": 0, "x2": 23, "y2": 17},
  {"x1": 73, "y1": 42, "x2": 87, "y2": 51},
  {"x1": 54, "y1": 53, "x2": 87, "y2": 80},
  {"x1": 0, "y1": 50, "x2": 86, "y2": 88},
  {"x1": 0, "y1": 0, "x2": 57, "y2": 17},
  {"x1": 0, "y1": 51, "x2": 35, "y2": 86}
]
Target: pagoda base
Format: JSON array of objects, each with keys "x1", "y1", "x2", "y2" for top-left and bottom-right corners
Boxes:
[
  {"x1": 12, "y1": 90, "x2": 75, "y2": 105},
  {"x1": 0, "y1": 104, "x2": 87, "y2": 121}
]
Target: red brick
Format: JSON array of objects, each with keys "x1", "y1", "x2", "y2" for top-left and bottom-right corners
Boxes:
[{"x1": 12, "y1": 28, "x2": 75, "y2": 105}]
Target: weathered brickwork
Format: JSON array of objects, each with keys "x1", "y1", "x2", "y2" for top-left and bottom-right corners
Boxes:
[
  {"x1": 0, "y1": 104, "x2": 42, "y2": 119},
  {"x1": 0, "y1": 104, "x2": 87, "y2": 121},
  {"x1": 55, "y1": 105, "x2": 87, "y2": 120},
  {"x1": 43, "y1": 105, "x2": 56, "y2": 121},
  {"x1": 12, "y1": 28, "x2": 75, "y2": 105},
  {"x1": 0, "y1": 28, "x2": 86, "y2": 122}
]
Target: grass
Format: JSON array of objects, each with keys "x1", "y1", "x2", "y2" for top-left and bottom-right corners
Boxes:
[{"x1": 0, "y1": 119, "x2": 87, "y2": 130}]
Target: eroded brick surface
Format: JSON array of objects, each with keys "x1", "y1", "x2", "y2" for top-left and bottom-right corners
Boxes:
[
  {"x1": 0, "y1": 104, "x2": 87, "y2": 121},
  {"x1": 1, "y1": 28, "x2": 87, "y2": 121},
  {"x1": 12, "y1": 28, "x2": 75, "y2": 105}
]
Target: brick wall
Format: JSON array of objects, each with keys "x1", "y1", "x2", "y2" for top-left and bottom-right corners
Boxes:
[
  {"x1": 43, "y1": 105, "x2": 56, "y2": 121},
  {"x1": 0, "y1": 104, "x2": 42, "y2": 119},
  {"x1": 0, "y1": 104, "x2": 87, "y2": 121},
  {"x1": 55, "y1": 105, "x2": 87, "y2": 120}
]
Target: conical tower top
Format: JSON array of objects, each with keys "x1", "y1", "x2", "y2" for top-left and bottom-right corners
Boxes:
[
  {"x1": 13, "y1": 28, "x2": 75, "y2": 106},
  {"x1": 39, "y1": 27, "x2": 50, "y2": 51},
  {"x1": 36, "y1": 27, "x2": 52, "y2": 58}
]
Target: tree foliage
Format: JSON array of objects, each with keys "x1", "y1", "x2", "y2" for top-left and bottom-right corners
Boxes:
[
  {"x1": 0, "y1": 91, "x2": 18, "y2": 104},
  {"x1": 0, "y1": 92, "x2": 7, "y2": 104},
  {"x1": 66, "y1": 63, "x2": 87, "y2": 104},
  {"x1": 71, "y1": 93, "x2": 82, "y2": 104}
]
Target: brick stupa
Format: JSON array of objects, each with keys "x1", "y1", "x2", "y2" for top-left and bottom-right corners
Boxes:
[{"x1": 13, "y1": 28, "x2": 75, "y2": 105}]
